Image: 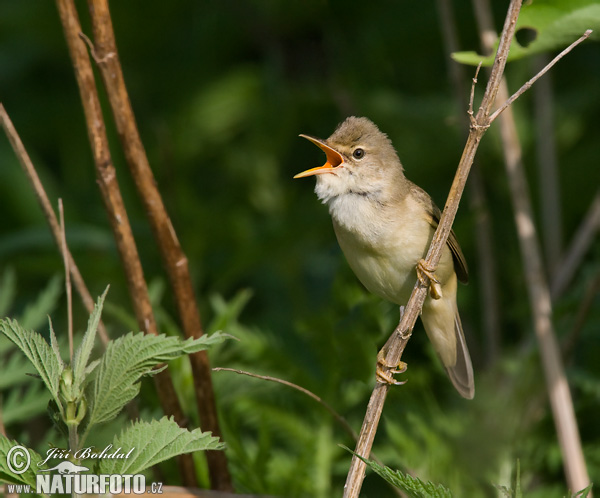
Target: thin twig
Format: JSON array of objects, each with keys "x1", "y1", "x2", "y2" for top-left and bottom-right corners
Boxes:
[
  {"x1": 562, "y1": 273, "x2": 600, "y2": 363},
  {"x1": 343, "y1": 3, "x2": 524, "y2": 496},
  {"x1": 0, "y1": 104, "x2": 109, "y2": 347},
  {"x1": 551, "y1": 190, "x2": 600, "y2": 300},
  {"x1": 214, "y1": 367, "x2": 358, "y2": 441},
  {"x1": 54, "y1": 0, "x2": 198, "y2": 486},
  {"x1": 488, "y1": 30, "x2": 593, "y2": 123},
  {"x1": 82, "y1": 0, "x2": 231, "y2": 489},
  {"x1": 437, "y1": 0, "x2": 501, "y2": 363},
  {"x1": 58, "y1": 199, "x2": 74, "y2": 362}
]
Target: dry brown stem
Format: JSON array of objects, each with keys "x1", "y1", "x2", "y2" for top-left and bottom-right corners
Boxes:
[
  {"x1": 436, "y1": 0, "x2": 501, "y2": 363},
  {"x1": 58, "y1": 199, "x2": 74, "y2": 361},
  {"x1": 343, "y1": 2, "x2": 524, "y2": 495},
  {"x1": 54, "y1": 0, "x2": 197, "y2": 485},
  {"x1": 82, "y1": 0, "x2": 231, "y2": 489},
  {"x1": 0, "y1": 104, "x2": 109, "y2": 347}
]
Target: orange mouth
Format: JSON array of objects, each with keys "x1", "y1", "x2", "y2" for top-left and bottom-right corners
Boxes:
[{"x1": 294, "y1": 135, "x2": 344, "y2": 178}]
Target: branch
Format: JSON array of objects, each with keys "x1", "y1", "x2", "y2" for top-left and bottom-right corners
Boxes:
[
  {"x1": 82, "y1": 0, "x2": 231, "y2": 489},
  {"x1": 343, "y1": 2, "x2": 524, "y2": 495},
  {"x1": 0, "y1": 104, "x2": 109, "y2": 346},
  {"x1": 436, "y1": 0, "x2": 501, "y2": 364},
  {"x1": 551, "y1": 190, "x2": 600, "y2": 300},
  {"x1": 54, "y1": 0, "x2": 198, "y2": 486},
  {"x1": 214, "y1": 367, "x2": 358, "y2": 441},
  {"x1": 488, "y1": 30, "x2": 593, "y2": 123}
]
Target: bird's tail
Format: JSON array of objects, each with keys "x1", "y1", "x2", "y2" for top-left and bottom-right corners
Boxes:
[
  {"x1": 422, "y1": 302, "x2": 475, "y2": 399},
  {"x1": 444, "y1": 311, "x2": 475, "y2": 399}
]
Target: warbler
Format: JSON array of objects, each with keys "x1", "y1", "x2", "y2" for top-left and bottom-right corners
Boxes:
[{"x1": 294, "y1": 116, "x2": 474, "y2": 399}]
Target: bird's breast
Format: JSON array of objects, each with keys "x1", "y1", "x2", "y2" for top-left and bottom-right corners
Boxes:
[{"x1": 328, "y1": 194, "x2": 434, "y2": 305}]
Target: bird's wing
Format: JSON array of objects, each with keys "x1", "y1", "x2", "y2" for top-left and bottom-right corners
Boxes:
[{"x1": 411, "y1": 185, "x2": 469, "y2": 284}]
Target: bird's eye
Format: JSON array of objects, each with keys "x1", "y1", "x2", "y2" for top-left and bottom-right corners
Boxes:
[{"x1": 353, "y1": 148, "x2": 365, "y2": 159}]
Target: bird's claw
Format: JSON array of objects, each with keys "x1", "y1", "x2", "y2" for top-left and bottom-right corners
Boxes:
[
  {"x1": 376, "y1": 359, "x2": 408, "y2": 385},
  {"x1": 417, "y1": 259, "x2": 442, "y2": 300}
]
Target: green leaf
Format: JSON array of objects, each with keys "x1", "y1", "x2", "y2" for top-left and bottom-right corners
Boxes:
[
  {"x1": 452, "y1": 0, "x2": 600, "y2": 66},
  {"x1": 572, "y1": 483, "x2": 594, "y2": 497},
  {"x1": 48, "y1": 317, "x2": 65, "y2": 371},
  {"x1": 342, "y1": 446, "x2": 453, "y2": 498},
  {"x1": 84, "y1": 331, "x2": 227, "y2": 432},
  {"x1": 96, "y1": 416, "x2": 224, "y2": 475},
  {"x1": 0, "y1": 318, "x2": 64, "y2": 411},
  {"x1": 71, "y1": 286, "x2": 108, "y2": 392},
  {"x1": 0, "y1": 435, "x2": 45, "y2": 488}
]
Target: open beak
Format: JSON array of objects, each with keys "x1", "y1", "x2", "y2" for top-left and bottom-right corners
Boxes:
[{"x1": 294, "y1": 134, "x2": 344, "y2": 178}]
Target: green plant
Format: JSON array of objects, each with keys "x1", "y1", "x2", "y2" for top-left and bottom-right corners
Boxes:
[{"x1": 0, "y1": 286, "x2": 226, "y2": 492}]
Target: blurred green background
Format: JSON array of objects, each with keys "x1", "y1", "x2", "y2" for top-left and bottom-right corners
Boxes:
[{"x1": 1, "y1": 1, "x2": 599, "y2": 496}]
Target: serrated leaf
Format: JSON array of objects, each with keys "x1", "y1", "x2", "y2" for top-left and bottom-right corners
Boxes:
[
  {"x1": 452, "y1": 0, "x2": 600, "y2": 66},
  {"x1": 48, "y1": 316, "x2": 65, "y2": 370},
  {"x1": 97, "y1": 416, "x2": 223, "y2": 475},
  {"x1": 84, "y1": 331, "x2": 227, "y2": 433},
  {"x1": 342, "y1": 446, "x2": 453, "y2": 498},
  {"x1": 72, "y1": 286, "x2": 109, "y2": 392},
  {"x1": 0, "y1": 318, "x2": 63, "y2": 411},
  {"x1": 0, "y1": 435, "x2": 45, "y2": 487}
]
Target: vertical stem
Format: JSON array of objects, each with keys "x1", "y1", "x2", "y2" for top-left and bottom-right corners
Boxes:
[
  {"x1": 83, "y1": 0, "x2": 231, "y2": 489},
  {"x1": 59, "y1": 199, "x2": 74, "y2": 362},
  {"x1": 54, "y1": 0, "x2": 198, "y2": 486}
]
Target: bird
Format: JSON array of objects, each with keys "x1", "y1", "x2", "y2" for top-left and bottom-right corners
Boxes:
[{"x1": 294, "y1": 116, "x2": 474, "y2": 399}]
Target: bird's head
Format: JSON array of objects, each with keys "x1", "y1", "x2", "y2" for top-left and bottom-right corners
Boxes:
[{"x1": 295, "y1": 116, "x2": 404, "y2": 204}]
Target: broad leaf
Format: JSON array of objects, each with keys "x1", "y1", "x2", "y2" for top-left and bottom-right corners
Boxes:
[
  {"x1": 0, "y1": 435, "x2": 45, "y2": 488},
  {"x1": 453, "y1": 0, "x2": 600, "y2": 66},
  {"x1": 0, "y1": 318, "x2": 63, "y2": 410},
  {"x1": 97, "y1": 416, "x2": 224, "y2": 475},
  {"x1": 85, "y1": 331, "x2": 226, "y2": 431}
]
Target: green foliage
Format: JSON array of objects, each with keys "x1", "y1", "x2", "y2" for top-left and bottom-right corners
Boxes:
[
  {"x1": 0, "y1": 318, "x2": 63, "y2": 411},
  {"x1": 0, "y1": 436, "x2": 44, "y2": 488},
  {"x1": 0, "y1": 285, "x2": 227, "y2": 485},
  {"x1": 346, "y1": 447, "x2": 452, "y2": 498},
  {"x1": 84, "y1": 328, "x2": 226, "y2": 437},
  {"x1": 97, "y1": 416, "x2": 224, "y2": 475},
  {"x1": 453, "y1": 0, "x2": 600, "y2": 65}
]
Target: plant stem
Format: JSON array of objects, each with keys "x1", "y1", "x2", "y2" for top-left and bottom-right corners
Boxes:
[
  {"x1": 82, "y1": 0, "x2": 231, "y2": 488},
  {"x1": 54, "y1": 0, "x2": 198, "y2": 486}
]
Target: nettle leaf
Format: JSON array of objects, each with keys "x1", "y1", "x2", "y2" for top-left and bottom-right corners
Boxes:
[
  {"x1": 97, "y1": 416, "x2": 224, "y2": 475},
  {"x1": 0, "y1": 435, "x2": 45, "y2": 488},
  {"x1": 0, "y1": 318, "x2": 63, "y2": 409},
  {"x1": 72, "y1": 286, "x2": 108, "y2": 392},
  {"x1": 453, "y1": 0, "x2": 600, "y2": 66},
  {"x1": 342, "y1": 446, "x2": 453, "y2": 498},
  {"x1": 85, "y1": 331, "x2": 227, "y2": 431}
]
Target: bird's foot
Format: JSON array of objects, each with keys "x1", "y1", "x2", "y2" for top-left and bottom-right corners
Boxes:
[
  {"x1": 376, "y1": 354, "x2": 408, "y2": 385},
  {"x1": 417, "y1": 259, "x2": 442, "y2": 300}
]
